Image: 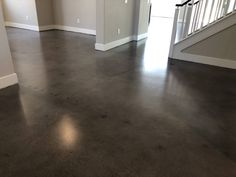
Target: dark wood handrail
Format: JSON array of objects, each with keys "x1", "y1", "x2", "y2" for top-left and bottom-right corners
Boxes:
[
  {"x1": 176, "y1": 0, "x2": 192, "y2": 7},
  {"x1": 188, "y1": 0, "x2": 200, "y2": 6}
]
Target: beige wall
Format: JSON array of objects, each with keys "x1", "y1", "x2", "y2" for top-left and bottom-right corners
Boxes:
[
  {"x1": 0, "y1": 2, "x2": 15, "y2": 78},
  {"x1": 96, "y1": 0, "x2": 151, "y2": 45},
  {"x1": 104, "y1": 0, "x2": 136, "y2": 43},
  {"x1": 2, "y1": 0, "x2": 150, "y2": 50},
  {"x1": 2, "y1": 0, "x2": 38, "y2": 26},
  {"x1": 52, "y1": 0, "x2": 96, "y2": 30},
  {"x1": 35, "y1": 0, "x2": 54, "y2": 26},
  {"x1": 96, "y1": 0, "x2": 105, "y2": 43},
  {"x1": 2, "y1": 0, "x2": 96, "y2": 30},
  {"x1": 135, "y1": 0, "x2": 150, "y2": 36},
  {"x1": 183, "y1": 25, "x2": 236, "y2": 61}
]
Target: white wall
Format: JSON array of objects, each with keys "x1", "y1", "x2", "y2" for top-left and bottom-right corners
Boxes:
[{"x1": 0, "y1": 2, "x2": 18, "y2": 89}]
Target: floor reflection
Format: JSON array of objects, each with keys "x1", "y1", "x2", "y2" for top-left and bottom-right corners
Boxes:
[
  {"x1": 10, "y1": 31, "x2": 49, "y2": 90},
  {"x1": 143, "y1": 17, "x2": 173, "y2": 73},
  {"x1": 2, "y1": 16, "x2": 236, "y2": 177},
  {"x1": 19, "y1": 93, "x2": 34, "y2": 126},
  {"x1": 58, "y1": 115, "x2": 80, "y2": 149}
]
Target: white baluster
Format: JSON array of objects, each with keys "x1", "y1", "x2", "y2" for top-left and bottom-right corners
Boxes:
[
  {"x1": 169, "y1": 7, "x2": 180, "y2": 58},
  {"x1": 191, "y1": 3, "x2": 198, "y2": 32},
  {"x1": 183, "y1": 4, "x2": 193, "y2": 37},
  {"x1": 223, "y1": 0, "x2": 230, "y2": 15},
  {"x1": 180, "y1": 5, "x2": 187, "y2": 39},
  {"x1": 217, "y1": 0, "x2": 224, "y2": 18},
  {"x1": 201, "y1": 0, "x2": 208, "y2": 27},
  {"x1": 209, "y1": 0, "x2": 216, "y2": 23},
  {"x1": 194, "y1": 2, "x2": 200, "y2": 31},
  {"x1": 196, "y1": 0, "x2": 204, "y2": 30}
]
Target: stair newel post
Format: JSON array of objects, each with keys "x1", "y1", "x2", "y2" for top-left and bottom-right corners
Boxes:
[
  {"x1": 183, "y1": 3, "x2": 193, "y2": 38},
  {"x1": 168, "y1": 6, "x2": 180, "y2": 58}
]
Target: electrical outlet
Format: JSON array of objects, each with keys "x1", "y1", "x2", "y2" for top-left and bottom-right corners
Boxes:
[
  {"x1": 26, "y1": 16, "x2": 29, "y2": 21},
  {"x1": 117, "y1": 28, "x2": 121, "y2": 35},
  {"x1": 77, "y1": 18, "x2": 80, "y2": 24}
]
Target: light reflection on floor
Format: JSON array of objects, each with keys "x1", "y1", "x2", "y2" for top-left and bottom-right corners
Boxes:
[
  {"x1": 143, "y1": 17, "x2": 174, "y2": 73},
  {"x1": 58, "y1": 115, "x2": 80, "y2": 149}
]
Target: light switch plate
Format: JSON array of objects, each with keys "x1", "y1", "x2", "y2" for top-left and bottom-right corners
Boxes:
[{"x1": 117, "y1": 28, "x2": 121, "y2": 35}]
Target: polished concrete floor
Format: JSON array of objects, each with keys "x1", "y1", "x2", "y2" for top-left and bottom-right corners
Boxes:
[{"x1": 1, "y1": 18, "x2": 236, "y2": 177}]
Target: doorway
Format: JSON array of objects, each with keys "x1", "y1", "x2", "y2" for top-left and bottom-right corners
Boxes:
[
  {"x1": 151, "y1": 0, "x2": 178, "y2": 18},
  {"x1": 143, "y1": 0, "x2": 181, "y2": 72}
]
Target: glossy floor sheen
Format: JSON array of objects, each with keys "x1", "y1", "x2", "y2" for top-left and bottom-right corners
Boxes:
[{"x1": 1, "y1": 18, "x2": 236, "y2": 177}]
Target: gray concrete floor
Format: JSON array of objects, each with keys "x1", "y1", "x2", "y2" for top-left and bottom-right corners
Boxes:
[{"x1": 1, "y1": 18, "x2": 236, "y2": 177}]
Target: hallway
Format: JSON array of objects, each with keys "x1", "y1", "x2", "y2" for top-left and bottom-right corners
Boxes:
[
  {"x1": 0, "y1": 25, "x2": 236, "y2": 177},
  {"x1": 143, "y1": 16, "x2": 174, "y2": 72}
]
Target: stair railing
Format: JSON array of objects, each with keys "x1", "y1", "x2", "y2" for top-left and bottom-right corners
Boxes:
[{"x1": 169, "y1": 0, "x2": 236, "y2": 58}]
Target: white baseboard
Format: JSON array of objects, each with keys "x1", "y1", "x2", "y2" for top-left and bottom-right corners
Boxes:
[
  {"x1": 95, "y1": 43, "x2": 107, "y2": 51},
  {"x1": 95, "y1": 36, "x2": 134, "y2": 51},
  {"x1": 95, "y1": 34, "x2": 149, "y2": 51},
  {"x1": 133, "y1": 33, "x2": 148, "y2": 41},
  {"x1": 0, "y1": 73, "x2": 18, "y2": 90},
  {"x1": 172, "y1": 52, "x2": 236, "y2": 69},
  {"x1": 5, "y1": 22, "x2": 148, "y2": 51},
  {"x1": 39, "y1": 25, "x2": 55, "y2": 31},
  {"x1": 5, "y1": 22, "x2": 96, "y2": 35},
  {"x1": 54, "y1": 25, "x2": 96, "y2": 35},
  {"x1": 5, "y1": 22, "x2": 40, "y2": 31}
]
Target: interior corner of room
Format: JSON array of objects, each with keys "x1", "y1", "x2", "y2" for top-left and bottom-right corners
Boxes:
[
  {"x1": 0, "y1": 0, "x2": 18, "y2": 90},
  {"x1": 1, "y1": 0, "x2": 151, "y2": 52},
  {"x1": 0, "y1": 0, "x2": 151, "y2": 89}
]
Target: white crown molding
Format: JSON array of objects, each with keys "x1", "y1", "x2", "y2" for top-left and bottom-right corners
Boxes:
[{"x1": 0, "y1": 73, "x2": 18, "y2": 90}]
